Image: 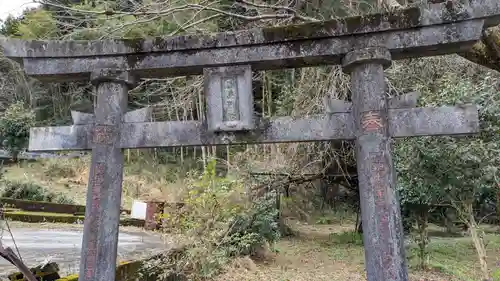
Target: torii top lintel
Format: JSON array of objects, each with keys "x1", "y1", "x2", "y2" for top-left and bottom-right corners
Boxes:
[{"x1": 1, "y1": 0, "x2": 499, "y2": 81}]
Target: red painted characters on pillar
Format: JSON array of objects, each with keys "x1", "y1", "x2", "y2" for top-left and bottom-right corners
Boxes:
[
  {"x1": 361, "y1": 111, "x2": 383, "y2": 132},
  {"x1": 85, "y1": 162, "x2": 105, "y2": 279},
  {"x1": 92, "y1": 125, "x2": 114, "y2": 145},
  {"x1": 369, "y1": 151, "x2": 395, "y2": 279}
]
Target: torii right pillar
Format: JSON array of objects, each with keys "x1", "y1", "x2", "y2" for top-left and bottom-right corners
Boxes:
[{"x1": 343, "y1": 47, "x2": 408, "y2": 281}]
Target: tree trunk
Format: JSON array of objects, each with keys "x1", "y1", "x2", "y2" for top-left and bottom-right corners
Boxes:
[
  {"x1": 466, "y1": 205, "x2": 490, "y2": 280},
  {"x1": 496, "y1": 178, "x2": 500, "y2": 225},
  {"x1": 444, "y1": 207, "x2": 455, "y2": 233},
  {"x1": 496, "y1": 188, "x2": 500, "y2": 225},
  {"x1": 416, "y1": 207, "x2": 429, "y2": 269}
]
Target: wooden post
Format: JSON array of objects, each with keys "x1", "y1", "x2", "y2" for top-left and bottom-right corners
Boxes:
[{"x1": 145, "y1": 201, "x2": 165, "y2": 231}]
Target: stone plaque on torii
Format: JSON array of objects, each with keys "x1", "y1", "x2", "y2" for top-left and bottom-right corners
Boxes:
[{"x1": 1, "y1": 1, "x2": 499, "y2": 280}]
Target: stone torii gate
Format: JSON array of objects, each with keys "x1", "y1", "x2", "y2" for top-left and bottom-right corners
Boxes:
[{"x1": 1, "y1": 1, "x2": 499, "y2": 281}]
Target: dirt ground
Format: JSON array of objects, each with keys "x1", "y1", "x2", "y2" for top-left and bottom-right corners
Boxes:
[{"x1": 215, "y1": 220, "x2": 500, "y2": 281}]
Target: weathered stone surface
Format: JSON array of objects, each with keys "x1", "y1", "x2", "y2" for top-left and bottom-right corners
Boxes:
[
  {"x1": 79, "y1": 70, "x2": 130, "y2": 281},
  {"x1": 71, "y1": 107, "x2": 152, "y2": 125},
  {"x1": 15, "y1": 20, "x2": 485, "y2": 81},
  {"x1": 204, "y1": 65, "x2": 254, "y2": 132},
  {"x1": 28, "y1": 105, "x2": 478, "y2": 151},
  {"x1": 123, "y1": 107, "x2": 152, "y2": 123},
  {"x1": 389, "y1": 104, "x2": 479, "y2": 137},
  {"x1": 387, "y1": 91, "x2": 421, "y2": 109},
  {"x1": 0, "y1": 0, "x2": 498, "y2": 59},
  {"x1": 324, "y1": 92, "x2": 421, "y2": 113},
  {"x1": 342, "y1": 46, "x2": 392, "y2": 72},
  {"x1": 71, "y1": 111, "x2": 95, "y2": 125},
  {"x1": 0, "y1": 197, "x2": 131, "y2": 214},
  {"x1": 343, "y1": 47, "x2": 407, "y2": 281}
]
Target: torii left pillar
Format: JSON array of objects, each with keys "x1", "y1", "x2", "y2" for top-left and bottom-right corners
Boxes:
[{"x1": 79, "y1": 69, "x2": 134, "y2": 281}]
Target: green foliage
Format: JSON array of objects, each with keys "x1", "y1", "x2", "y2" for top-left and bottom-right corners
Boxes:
[
  {"x1": 493, "y1": 268, "x2": 500, "y2": 281},
  {"x1": 144, "y1": 159, "x2": 280, "y2": 280},
  {"x1": 0, "y1": 15, "x2": 21, "y2": 36},
  {"x1": 0, "y1": 180, "x2": 74, "y2": 204},
  {"x1": 395, "y1": 72, "x2": 500, "y2": 271},
  {"x1": 16, "y1": 9, "x2": 59, "y2": 39},
  {"x1": 396, "y1": 73, "x2": 500, "y2": 209},
  {"x1": 406, "y1": 234, "x2": 500, "y2": 280},
  {"x1": 0, "y1": 102, "x2": 36, "y2": 158}
]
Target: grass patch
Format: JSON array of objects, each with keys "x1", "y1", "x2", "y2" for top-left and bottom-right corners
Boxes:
[
  {"x1": 216, "y1": 222, "x2": 500, "y2": 281},
  {"x1": 406, "y1": 228, "x2": 500, "y2": 281}
]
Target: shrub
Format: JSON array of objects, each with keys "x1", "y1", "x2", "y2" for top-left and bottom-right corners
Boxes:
[
  {"x1": 0, "y1": 180, "x2": 75, "y2": 204},
  {"x1": 0, "y1": 102, "x2": 35, "y2": 159},
  {"x1": 493, "y1": 268, "x2": 500, "y2": 281},
  {"x1": 143, "y1": 160, "x2": 280, "y2": 280}
]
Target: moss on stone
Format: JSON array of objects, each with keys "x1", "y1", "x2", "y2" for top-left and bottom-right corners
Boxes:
[
  {"x1": 3, "y1": 211, "x2": 144, "y2": 226},
  {"x1": 121, "y1": 38, "x2": 146, "y2": 67},
  {"x1": 55, "y1": 260, "x2": 145, "y2": 281},
  {"x1": 0, "y1": 197, "x2": 87, "y2": 214},
  {"x1": 471, "y1": 41, "x2": 489, "y2": 58},
  {"x1": 261, "y1": 7, "x2": 421, "y2": 43},
  {"x1": 441, "y1": 0, "x2": 470, "y2": 22},
  {"x1": 152, "y1": 37, "x2": 167, "y2": 50},
  {"x1": 4, "y1": 211, "x2": 84, "y2": 223},
  {"x1": 55, "y1": 274, "x2": 79, "y2": 281},
  {"x1": 121, "y1": 38, "x2": 145, "y2": 52},
  {"x1": 8, "y1": 262, "x2": 60, "y2": 281},
  {"x1": 25, "y1": 40, "x2": 48, "y2": 56},
  {"x1": 8, "y1": 210, "x2": 84, "y2": 217}
]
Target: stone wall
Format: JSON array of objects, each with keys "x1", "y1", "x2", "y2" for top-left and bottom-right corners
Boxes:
[
  {"x1": 0, "y1": 197, "x2": 131, "y2": 214},
  {"x1": 55, "y1": 260, "x2": 153, "y2": 281},
  {"x1": 8, "y1": 260, "x2": 150, "y2": 281}
]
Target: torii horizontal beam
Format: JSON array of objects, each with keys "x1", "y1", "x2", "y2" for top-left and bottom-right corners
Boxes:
[
  {"x1": 28, "y1": 105, "x2": 478, "y2": 151},
  {"x1": 0, "y1": 0, "x2": 499, "y2": 81}
]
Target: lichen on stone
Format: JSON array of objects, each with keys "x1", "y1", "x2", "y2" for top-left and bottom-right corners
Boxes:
[
  {"x1": 260, "y1": 6, "x2": 421, "y2": 43},
  {"x1": 120, "y1": 38, "x2": 146, "y2": 67},
  {"x1": 484, "y1": 26, "x2": 500, "y2": 56},
  {"x1": 121, "y1": 38, "x2": 145, "y2": 52},
  {"x1": 440, "y1": 0, "x2": 471, "y2": 22}
]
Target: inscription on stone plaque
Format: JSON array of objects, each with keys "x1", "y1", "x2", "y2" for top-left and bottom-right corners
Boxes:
[
  {"x1": 204, "y1": 65, "x2": 254, "y2": 132},
  {"x1": 85, "y1": 162, "x2": 105, "y2": 278},
  {"x1": 93, "y1": 125, "x2": 114, "y2": 145},
  {"x1": 362, "y1": 111, "x2": 383, "y2": 132},
  {"x1": 221, "y1": 76, "x2": 240, "y2": 123}
]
